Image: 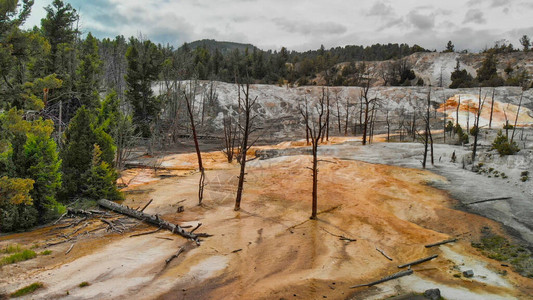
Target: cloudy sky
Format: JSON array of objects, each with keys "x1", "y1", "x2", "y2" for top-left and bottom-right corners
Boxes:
[{"x1": 24, "y1": 0, "x2": 533, "y2": 52}]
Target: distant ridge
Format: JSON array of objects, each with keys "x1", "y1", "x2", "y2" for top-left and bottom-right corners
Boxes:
[{"x1": 182, "y1": 39, "x2": 257, "y2": 53}]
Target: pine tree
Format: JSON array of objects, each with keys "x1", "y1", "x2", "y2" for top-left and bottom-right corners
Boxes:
[
  {"x1": 60, "y1": 106, "x2": 96, "y2": 199},
  {"x1": 82, "y1": 144, "x2": 122, "y2": 200},
  {"x1": 125, "y1": 38, "x2": 162, "y2": 137},
  {"x1": 76, "y1": 33, "x2": 102, "y2": 109},
  {"x1": 41, "y1": 0, "x2": 79, "y2": 75},
  {"x1": 476, "y1": 53, "x2": 504, "y2": 86},
  {"x1": 22, "y1": 133, "x2": 63, "y2": 222}
]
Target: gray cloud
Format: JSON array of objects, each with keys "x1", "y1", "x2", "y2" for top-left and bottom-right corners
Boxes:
[
  {"x1": 367, "y1": 1, "x2": 393, "y2": 16},
  {"x1": 407, "y1": 10, "x2": 435, "y2": 30},
  {"x1": 272, "y1": 18, "x2": 347, "y2": 36},
  {"x1": 464, "y1": 9, "x2": 486, "y2": 24},
  {"x1": 491, "y1": 0, "x2": 508, "y2": 7}
]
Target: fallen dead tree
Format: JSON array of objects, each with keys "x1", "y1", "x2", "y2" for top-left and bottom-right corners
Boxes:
[
  {"x1": 397, "y1": 254, "x2": 438, "y2": 268},
  {"x1": 465, "y1": 197, "x2": 512, "y2": 206},
  {"x1": 376, "y1": 247, "x2": 393, "y2": 261},
  {"x1": 425, "y1": 238, "x2": 457, "y2": 248},
  {"x1": 165, "y1": 247, "x2": 185, "y2": 265},
  {"x1": 97, "y1": 199, "x2": 203, "y2": 245},
  {"x1": 350, "y1": 269, "x2": 413, "y2": 288}
]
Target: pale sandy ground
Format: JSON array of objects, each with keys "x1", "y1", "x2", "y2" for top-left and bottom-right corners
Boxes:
[{"x1": 1, "y1": 137, "x2": 532, "y2": 300}]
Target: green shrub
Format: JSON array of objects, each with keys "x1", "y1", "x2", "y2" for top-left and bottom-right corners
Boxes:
[
  {"x1": 521, "y1": 171, "x2": 529, "y2": 177},
  {"x1": 470, "y1": 125, "x2": 479, "y2": 137},
  {"x1": 492, "y1": 130, "x2": 519, "y2": 156},
  {"x1": 1, "y1": 244, "x2": 22, "y2": 254},
  {"x1": 522, "y1": 176, "x2": 529, "y2": 182},
  {"x1": 40, "y1": 250, "x2": 52, "y2": 255},
  {"x1": 0, "y1": 250, "x2": 37, "y2": 266},
  {"x1": 10, "y1": 282, "x2": 43, "y2": 298},
  {"x1": 472, "y1": 228, "x2": 533, "y2": 278},
  {"x1": 79, "y1": 281, "x2": 90, "y2": 288},
  {"x1": 445, "y1": 121, "x2": 454, "y2": 133}
]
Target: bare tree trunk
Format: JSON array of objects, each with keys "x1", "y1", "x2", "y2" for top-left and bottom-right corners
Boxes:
[
  {"x1": 411, "y1": 112, "x2": 416, "y2": 142},
  {"x1": 466, "y1": 101, "x2": 470, "y2": 133},
  {"x1": 511, "y1": 91, "x2": 523, "y2": 143},
  {"x1": 386, "y1": 110, "x2": 390, "y2": 142},
  {"x1": 335, "y1": 92, "x2": 342, "y2": 134},
  {"x1": 443, "y1": 98, "x2": 446, "y2": 143},
  {"x1": 456, "y1": 96, "x2": 460, "y2": 128},
  {"x1": 183, "y1": 83, "x2": 205, "y2": 205},
  {"x1": 305, "y1": 97, "x2": 310, "y2": 144},
  {"x1": 344, "y1": 97, "x2": 350, "y2": 136},
  {"x1": 310, "y1": 90, "x2": 327, "y2": 219},
  {"x1": 311, "y1": 141, "x2": 319, "y2": 219},
  {"x1": 234, "y1": 82, "x2": 258, "y2": 211},
  {"x1": 326, "y1": 89, "x2": 330, "y2": 141},
  {"x1": 369, "y1": 102, "x2": 376, "y2": 144},
  {"x1": 422, "y1": 88, "x2": 431, "y2": 169},
  {"x1": 472, "y1": 88, "x2": 484, "y2": 162},
  {"x1": 489, "y1": 89, "x2": 495, "y2": 129},
  {"x1": 223, "y1": 114, "x2": 237, "y2": 163}
]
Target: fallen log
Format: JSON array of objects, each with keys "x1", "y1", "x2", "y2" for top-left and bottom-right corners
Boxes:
[
  {"x1": 397, "y1": 254, "x2": 438, "y2": 268},
  {"x1": 165, "y1": 247, "x2": 184, "y2": 265},
  {"x1": 97, "y1": 199, "x2": 201, "y2": 245},
  {"x1": 129, "y1": 227, "x2": 162, "y2": 238},
  {"x1": 140, "y1": 199, "x2": 153, "y2": 212},
  {"x1": 465, "y1": 197, "x2": 511, "y2": 205},
  {"x1": 350, "y1": 269, "x2": 413, "y2": 288},
  {"x1": 376, "y1": 247, "x2": 393, "y2": 261},
  {"x1": 425, "y1": 238, "x2": 457, "y2": 248},
  {"x1": 65, "y1": 243, "x2": 75, "y2": 255}
]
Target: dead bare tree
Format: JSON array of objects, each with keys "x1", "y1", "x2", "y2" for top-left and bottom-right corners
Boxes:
[
  {"x1": 334, "y1": 89, "x2": 342, "y2": 134},
  {"x1": 489, "y1": 89, "x2": 495, "y2": 129},
  {"x1": 385, "y1": 107, "x2": 391, "y2": 142},
  {"x1": 183, "y1": 81, "x2": 206, "y2": 205},
  {"x1": 223, "y1": 113, "x2": 238, "y2": 163},
  {"x1": 300, "y1": 88, "x2": 328, "y2": 220},
  {"x1": 321, "y1": 88, "x2": 330, "y2": 142},
  {"x1": 455, "y1": 95, "x2": 461, "y2": 135},
  {"x1": 472, "y1": 88, "x2": 486, "y2": 162},
  {"x1": 360, "y1": 70, "x2": 376, "y2": 145},
  {"x1": 422, "y1": 87, "x2": 434, "y2": 169},
  {"x1": 302, "y1": 96, "x2": 310, "y2": 144},
  {"x1": 344, "y1": 95, "x2": 351, "y2": 136},
  {"x1": 234, "y1": 81, "x2": 259, "y2": 211},
  {"x1": 511, "y1": 90, "x2": 524, "y2": 143}
]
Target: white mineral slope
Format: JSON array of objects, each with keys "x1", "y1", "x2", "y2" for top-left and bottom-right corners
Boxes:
[{"x1": 152, "y1": 81, "x2": 533, "y2": 140}]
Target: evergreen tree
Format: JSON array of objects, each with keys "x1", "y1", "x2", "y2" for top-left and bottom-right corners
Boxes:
[
  {"x1": 1, "y1": 109, "x2": 63, "y2": 229},
  {"x1": 82, "y1": 144, "x2": 122, "y2": 200},
  {"x1": 60, "y1": 106, "x2": 96, "y2": 199},
  {"x1": 450, "y1": 60, "x2": 474, "y2": 88},
  {"x1": 22, "y1": 133, "x2": 62, "y2": 222},
  {"x1": 76, "y1": 33, "x2": 102, "y2": 109},
  {"x1": 476, "y1": 53, "x2": 504, "y2": 87},
  {"x1": 519, "y1": 35, "x2": 530, "y2": 52},
  {"x1": 444, "y1": 41, "x2": 455, "y2": 53},
  {"x1": 40, "y1": 0, "x2": 79, "y2": 75},
  {"x1": 125, "y1": 38, "x2": 162, "y2": 136},
  {"x1": 61, "y1": 105, "x2": 118, "y2": 200}
]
